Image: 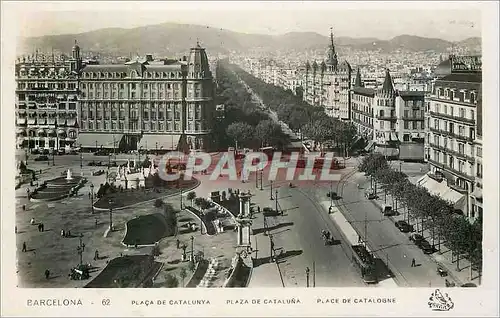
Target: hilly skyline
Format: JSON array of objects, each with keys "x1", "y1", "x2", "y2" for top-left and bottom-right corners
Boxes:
[{"x1": 18, "y1": 22, "x2": 481, "y2": 57}]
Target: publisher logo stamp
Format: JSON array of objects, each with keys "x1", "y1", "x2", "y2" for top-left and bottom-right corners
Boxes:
[{"x1": 428, "y1": 289, "x2": 454, "y2": 311}]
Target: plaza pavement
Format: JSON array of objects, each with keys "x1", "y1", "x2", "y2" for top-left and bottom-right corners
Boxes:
[{"x1": 15, "y1": 151, "x2": 240, "y2": 288}]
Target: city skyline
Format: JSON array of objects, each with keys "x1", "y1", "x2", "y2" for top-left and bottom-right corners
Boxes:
[{"x1": 13, "y1": 2, "x2": 481, "y2": 42}]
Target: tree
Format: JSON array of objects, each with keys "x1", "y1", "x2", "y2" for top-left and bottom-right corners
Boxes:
[
  {"x1": 163, "y1": 203, "x2": 178, "y2": 235},
  {"x1": 164, "y1": 273, "x2": 179, "y2": 288},
  {"x1": 154, "y1": 199, "x2": 164, "y2": 208},
  {"x1": 186, "y1": 191, "x2": 197, "y2": 206},
  {"x1": 226, "y1": 122, "x2": 255, "y2": 148},
  {"x1": 255, "y1": 120, "x2": 287, "y2": 148},
  {"x1": 179, "y1": 267, "x2": 187, "y2": 287},
  {"x1": 443, "y1": 216, "x2": 473, "y2": 271}
]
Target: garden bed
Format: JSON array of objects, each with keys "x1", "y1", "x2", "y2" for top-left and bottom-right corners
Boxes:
[
  {"x1": 122, "y1": 213, "x2": 172, "y2": 246},
  {"x1": 185, "y1": 259, "x2": 209, "y2": 288},
  {"x1": 185, "y1": 206, "x2": 217, "y2": 235},
  {"x1": 85, "y1": 255, "x2": 163, "y2": 288},
  {"x1": 216, "y1": 196, "x2": 240, "y2": 218},
  {"x1": 225, "y1": 258, "x2": 251, "y2": 288},
  {"x1": 94, "y1": 178, "x2": 199, "y2": 210}
]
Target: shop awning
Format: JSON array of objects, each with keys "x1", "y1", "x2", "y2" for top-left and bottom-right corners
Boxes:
[
  {"x1": 364, "y1": 140, "x2": 375, "y2": 151},
  {"x1": 47, "y1": 118, "x2": 56, "y2": 125},
  {"x1": 417, "y1": 174, "x2": 464, "y2": 204},
  {"x1": 47, "y1": 129, "x2": 57, "y2": 136},
  {"x1": 38, "y1": 118, "x2": 47, "y2": 125},
  {"x1": 374, "y1": 146, "x2": 399, "y2": 158},
  {"x1": 471, "y1": 188, "x2": 483, "y2": 200},
  {"x1": 66, "y1": 119, "x2": 77, "y2": 126},
  {"x1": 58, "y1": 129, "x2": 66, "y2": 136},
  {"x1": 37, "y1": 129, "x2": 46, "y2": 136},
  {"x1": 399, "y1": 143, "x2": 424, "y2": 161},
  {"x1": 57, "y1": 119, "x2": 66, "y2": 126},
  {"x1": 138, "y1": 134, "x2": 182, "y2": 150},
  {"x1": 27, "y1": 118, "x2": 36, "y2": 125},
  {"x1": 389, "y1": 132, "x2": 399, "y2": 141},
  {"x1": 76, "y1": 133, "x2": 124, "y2": 148},
  {"x1": 16, "y1": 128, "x2": 26, "y2": 134},
  {"x1": 17, "y1": 118, "x2": 27, "y2": 125}
]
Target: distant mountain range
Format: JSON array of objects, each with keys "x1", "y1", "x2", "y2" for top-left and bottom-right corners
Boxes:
[{"x1": 18, "y1": 22, "x2": 481, "y2": 56}]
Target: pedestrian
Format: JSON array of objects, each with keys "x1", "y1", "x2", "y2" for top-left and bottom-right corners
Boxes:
[
  {"x1": 411, "y1": 258, "x2": 416, "y2": 267},
  {"x1": 257, "y1": 206, "x2": 261, "y2": 213},
  {"x1": 94, "y1": 250, "x2": 99, "y2": 261},
  {"x1": 44, "y1": 269, "x2": 50, "y2": 279},
  {"x1": 15, "y1": 226, "x2": 17, "y2": 234},
  {"x1": 88, "y1": 193, "x2": 91, "y2": 199},
  {"x1": 37, "y1": 224, "x2": 41, "y2": 232},
  {"x1": 30, "y1": 218, "x2": 35, "y2": 225},
  {"x1": 95, "y1": 219, "x2": 98, "y2": 227},
  {"x1": 176, "y1": 239, "x2": 180, "y2": 249},
  {"x1": 67, "y1": 230, "x2": 71, "y2": 237},
  {"x1": 60, "y1": 229, "x2": 65, "y2": 237},
  {"x1": 41, "y1": 223, "x2": 44, "y2": 232},
  {"x1": 39, "y1": 169, "x2": 42, "y2": 175},
  {"x1": 22, "y1": 242, "x2": 27, "y2": 252},
  {"x1": 22, "y1": 205, "x2": 26, "y2": 211}
]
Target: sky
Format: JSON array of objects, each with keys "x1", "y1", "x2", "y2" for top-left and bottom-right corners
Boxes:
[{"x1": 10, "y1": 1, "x2": 482, "y2": 41}]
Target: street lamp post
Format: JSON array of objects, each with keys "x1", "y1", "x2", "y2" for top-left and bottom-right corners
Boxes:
[
  {"x1": 108, "y1": 200, "x2": 113, "y2": 231},
  {"x1": 270, "y1": 180, "x2": 274, "y2": 200},
  {"x1": 155, "y1": 142, "x2": 158, "y2": 155},
  {"x1": 95, "y1": 140, "x2": 98, "y2": 152},
  {"x1": 79, "y1": 143, "x2": 83, "y2": 169},
  {"x1": 255, "y1": 170, "x2": 258, "y2": 188},
  {"x1": 180, "y1": 189, "x2": 184, "y2": 210},
  {"x1": 275, "y1": 189, "x2": 279, "y2": 214},
  {"x1": 260, "y1": 170, "x2": 263, "y2": 190},
  {"x1": 190, "y1": 236, "x2": 194, "y2": 262},
  {"x1": 306, "y1": 267, "x2": 310, "y2": 287},
  {"x1": 77, "y1": 233, "x2": 85, "y2": 266},
  {"x1": 330, "y1": 181, "x2": 334, "y2": 208},
  {"x1": 90, "y1": 183, "x2": 95, "y2": 214},
  {"x1": 52, "y1": 148, "x2": 55, "y2": 166}
]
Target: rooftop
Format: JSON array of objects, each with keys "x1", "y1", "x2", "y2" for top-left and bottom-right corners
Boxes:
[{"x1": 352, "y1": 87, "x2": 375, "y2": 97}]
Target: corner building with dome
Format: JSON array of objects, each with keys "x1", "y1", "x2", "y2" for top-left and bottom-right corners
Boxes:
[{"x1": 15, "y1": 41, "x2": 216, "y2": 153}]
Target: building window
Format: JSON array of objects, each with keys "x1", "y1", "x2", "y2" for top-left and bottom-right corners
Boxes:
[
  {"x1": 404, "y1": 110, "x2": 409, "y2": 118},
  {"x1": 459, "y1": 108, "x2": 465, "y2": 118},
  {"x1": 119, "y1": 121, "x2": 124, "y2": 130},
  {"x1": 434, "y1": 119, "x2": 439, "y2": 129},
  {"x1": 167, "y1": 121, "x2": 172, "y2": 131},
  {"x1": 380, "y1": 121, "x2": 384, "y2": 129},
  {"x1": 403, "y1": 121, "x2": 409, "y2": 129},
  {"x1": 470, "y1": 110, "x2": 475, "y2": 121},
  {"x1": 470, "y1": 128, "x2": 475, "y2": 140},
  {"x1": 412, "y1": 121, "x2": 417, "y2": 130},
  {"x1": 470, "y1": 92, "x2": 476, "y2": 103},
  {"x1": 458, "y1": 143, "x2": 464, "y2": 155},
  {"x1": 477, "y1": 147, "x2": 482, "y2": 158},
  {"x1": 477, "y1": 163, "x2": 483, "y2": 177},
  {"x1": 458, "y1": 126, "x2": 464, "y2": 136},
  {"x1": 174, "y1": 122, "x2": 180, "y2": 131}
]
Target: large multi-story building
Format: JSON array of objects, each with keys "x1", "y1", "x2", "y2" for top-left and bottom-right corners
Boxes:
[
  {"x1": 423, "y1": 55, "x2": 482, "y2": 221},
  {"x1": 15, "y1": 46, "x2": 80, "y2": 151},
  {"x1": 351, "y1": 68, "x2": 426, "y2": 159},
  {"x1": 303, "y1": 30, "x2": 352, "y2": 120},
  {"x1": 15, "y1": 41, "x2": 216, "y2": 153}
]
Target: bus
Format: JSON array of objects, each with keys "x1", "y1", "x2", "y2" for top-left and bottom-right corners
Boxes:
[{"x1": 351, "y1": 244, "x2": 378, "y2": 284}]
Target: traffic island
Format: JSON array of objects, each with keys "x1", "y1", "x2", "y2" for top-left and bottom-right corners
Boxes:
[
  {"x1": 122, "y1": 213, "x2": 173, "y2": 247},
  {"x1": 93, "y1": 178, "x2": 199, "y2": 211},
  {"x1": 84, "y1": 255, "x2": 162, "y2": 288}
]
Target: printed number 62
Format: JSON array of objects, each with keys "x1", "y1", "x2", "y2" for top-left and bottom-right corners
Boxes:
[{"x1": 102, "y1": 299, "x2": 111, "y2": 306}]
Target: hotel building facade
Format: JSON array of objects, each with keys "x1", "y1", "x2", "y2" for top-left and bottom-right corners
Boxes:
[
  {"x1": 350, "y1": 69, "x2": 426, "y2": 160},
  {"x1": 424, "y1": 55, "x2": 482, "y2": 220},
  {"x1": 15, "y1": 41, "x2": 216, "y2": 152},
  {"x1": 303, "y1": 30, "x2": 352, "y2": 120}
]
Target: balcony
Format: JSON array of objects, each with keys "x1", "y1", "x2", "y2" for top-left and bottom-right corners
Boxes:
[
  {"x1": 429, "y1": 127, "x2": 474, "y2": 143},
  {"x1": 376, "y1": 115, "x2": 397, "y2": 121},
  {"x1": 401, "y1": 116, "x2": 425, "y2": 121},
  {"x1": 352, "y1": 108, "x2": 372, "y2": 117},
  {"x1": 427, "y1": 158, "x2": 474, "y2": 183},
  {"x1": 429, "y1": 111, "x2": 475, "y2": 125}
]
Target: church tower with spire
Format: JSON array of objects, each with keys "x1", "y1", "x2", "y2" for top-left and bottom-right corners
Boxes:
[
  {"x1": 69, "y1": 40, "x2": 82, "y2": 73},
  {"x1": 185, "y1": 40, "x2": 214, "y2": 150},
  {"x1": 302, "y1": 28, "x2": 352, "y2": 119}
]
